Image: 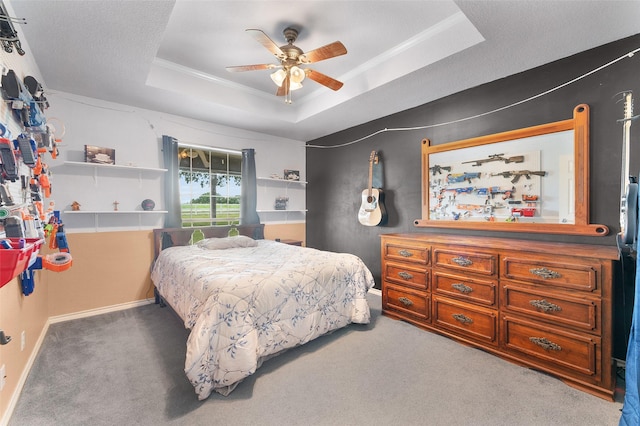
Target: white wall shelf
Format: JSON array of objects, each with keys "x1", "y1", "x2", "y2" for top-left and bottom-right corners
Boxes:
[
  {"x1": 257, "y1": 177, "x2": 307, "y2": 185},
  {"x1": 56, "y1": 161, "x2": 167, "y2": 231},
  {"x1": 62, "y1": 161, "x2": 167, "y2": 186},
  {"x1": 63, "y1": 161, "x2": 167, "y2": 173},
  {"x1": 62, "y1": 210, "x2": 168, "y2": 232},
  {"x1": 257, "y1": 177, "x2": 306, "y2": 224},
  {"x1": 63, "y1": 210, "x2": 168, "y2": 214},
  {"x1": 256, "y1": 209, "x2": 307, "y2": 213}
]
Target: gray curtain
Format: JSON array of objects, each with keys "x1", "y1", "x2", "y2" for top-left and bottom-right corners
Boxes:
[
  {"x1": 162, "y1": 135, "x2": 181, "y2": 228},
  {"x1": 240, "y1": 148, "x2": 260, "y2": 225}
]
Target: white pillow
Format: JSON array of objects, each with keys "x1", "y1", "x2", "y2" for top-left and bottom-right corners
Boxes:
[{"x1": 196, "y1": 235, "x2": 258, "y2": 250}]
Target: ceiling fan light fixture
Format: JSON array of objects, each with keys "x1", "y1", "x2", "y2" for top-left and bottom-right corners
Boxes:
[
  {"x1": 290, "y1": 66, "x2": 306, "y2": 84},
  {"x1": 270, "y1": 69, "x2": 286, "y2": 87},
  {"x1": 290, "y1": 81, "x2": 303, "y2": 91}
]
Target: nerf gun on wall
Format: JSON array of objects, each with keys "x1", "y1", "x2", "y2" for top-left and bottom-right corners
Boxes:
[
  {"x1": 0, "y1": 137, "x2": 18, "y2": 181},
  {"x1": 462, "y1": 153, "x2": 525, "y2": 167},
  {"x1": 1, "y1": 70, "x2": 46, "y2": 130},
  {"x1": 20, "y1": 211, "x2": 72, "y2": 296},
  {"x1": 490, "y1": 170, "x2": 547, "y2": 184}
]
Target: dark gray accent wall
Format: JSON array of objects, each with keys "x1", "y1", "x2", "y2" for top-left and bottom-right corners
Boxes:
[{"x1": 307, "y1": 34, "x2": 640, "y2": 288}]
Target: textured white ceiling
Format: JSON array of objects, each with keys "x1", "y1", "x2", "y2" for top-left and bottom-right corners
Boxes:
[{"x1": 7, "y1": 0, "x2": 640, "y2": 141}]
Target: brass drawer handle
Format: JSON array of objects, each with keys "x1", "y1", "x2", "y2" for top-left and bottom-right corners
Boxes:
[
  {"x1": 398, "y1": 249, "x2": 413, "y2": 257},
  {"x1": 398, "y1": 297, "x2": 413, "y2": 306},
  {"x1": 529, "y1": 267, "x2": 562, "y2": 279},
  {"x1": 452, "y1": 257, "x2": 473, "y2": 267},
  {"x1": 452, "y1": 313, "x2": 473, "y2": 324},
  {"x1": 398, "y1": 271, "x2": 414, "y2": 280},
  {"x1": 529, "y1": 299, "x2": 562, "y2": 313},
  {"x1": 529, "y1": 337, "x2": 562, "y2": 351},
  {"x1": 451, "y1": 283, "x2": 473, "y2": 294}
]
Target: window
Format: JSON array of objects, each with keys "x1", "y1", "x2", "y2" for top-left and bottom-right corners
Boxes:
[{"x1": 178, "y1": 145, "x2": 242, "y2": 227}]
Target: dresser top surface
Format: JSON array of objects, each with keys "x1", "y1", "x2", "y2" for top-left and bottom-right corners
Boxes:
[{"x1": 381, "y1": 233, "x2": 620, "y2": 260}]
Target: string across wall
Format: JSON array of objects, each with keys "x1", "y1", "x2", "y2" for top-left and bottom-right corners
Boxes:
[{"x1": 306, "y1": 47, "x2": 640, "y2": 149}]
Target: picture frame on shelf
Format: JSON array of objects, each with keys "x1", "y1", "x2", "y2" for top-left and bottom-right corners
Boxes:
[
  {"x1": 85, "y1": 145, "x2": 115, "y2": 165},
  {"x1": 275, "y1": 196, "x2": 289, "y2": 210},
  {"x1": 284, "y1": 169, "x2": 300, "y2": 181}
]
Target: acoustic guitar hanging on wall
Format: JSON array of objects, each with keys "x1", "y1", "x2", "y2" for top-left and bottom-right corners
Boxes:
[{"x1": 358, "y1": 150, "x2": 387, "y2": 226}]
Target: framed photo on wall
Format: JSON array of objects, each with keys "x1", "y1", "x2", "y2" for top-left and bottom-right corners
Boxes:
[
  {"x1": 85, "y1": 145, "x2": 115, "y2": 165},
  {"x1": 284, "y1": 169, "x2": 300, "y2": 181}
]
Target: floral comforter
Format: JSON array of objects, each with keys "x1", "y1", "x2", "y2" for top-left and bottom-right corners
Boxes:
[{"x1": 150, "y1": 239, "x2": 374, "y2": 399}]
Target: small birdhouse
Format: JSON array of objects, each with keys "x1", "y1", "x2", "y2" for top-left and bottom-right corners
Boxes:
[{"x1": 71, "y1": 201, "x2": 81, "y2": 211}]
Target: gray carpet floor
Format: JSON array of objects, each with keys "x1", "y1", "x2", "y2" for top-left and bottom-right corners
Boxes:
[{"x1": 9, "y1": 293, "x2": 624, "y2": 426}]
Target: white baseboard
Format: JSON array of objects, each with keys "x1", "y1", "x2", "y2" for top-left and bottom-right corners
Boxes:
[
  {"x1": 368, "y1": 287, "x2": 381, "y2": 296},
  {"x1": 0, "y1": 320, "x2": 49, "y2": 426},
  {"x1": 48, "y1": 298, "x2": 155, "y2": 324},
  {"x1": 1, "y1": 298, "x2": 156, "y2": 426}
]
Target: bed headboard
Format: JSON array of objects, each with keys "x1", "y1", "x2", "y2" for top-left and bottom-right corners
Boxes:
[{"x1": 152, "y1": 224, "x2": 265, "y2": 260}]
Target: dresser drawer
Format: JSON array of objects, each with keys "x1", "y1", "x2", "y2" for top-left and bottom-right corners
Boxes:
[
  {"x1": 432, "y1": 296, "x2": 497, "y2": 346},
  {"x1": 502, "y1": 256, "x2": 598, "y2": 293},
  {"x1": 384, "y1": 261, "x2": 428, "y2": 290},
  {"x1": 502, "y1": 315, "x2": 600, "y2": 380},
  {"x1": 433, "y1": 247, "x2": 496, "y2": 276},
  {"x1": 433, "y1": 271, "x2": 497, "y2": 306},
  {"x1": 383, "y1": 283, "x2": 430, "y2": 322},
  {"x1": 501, "y1": 282, "x2": 600, "y2": 333},
  {"x1": 383, "y1": 240, "x2": 430, "y2": 265}
]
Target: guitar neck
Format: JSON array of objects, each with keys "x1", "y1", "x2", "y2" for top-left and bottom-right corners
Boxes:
[
  {"x1": 622, "y1": 92, "x2": 633, "y2": 189},
  {"x1": 368, "y1": 156, "x2": 374, "y2": 196}
]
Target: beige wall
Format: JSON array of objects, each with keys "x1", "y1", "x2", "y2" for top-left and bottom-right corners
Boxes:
[
  {"x1": 0, "y1": 223, "x2": 304, "y2": 422},
  {"x1": 46, "y1": 231, "x2": 156, "y2": 317},
  {"x1": 263, "y1": 222, "x2": 306, "y2": 246},
  {"x1": 0, "y1": 276, "x2": 48, "y2": 421}
]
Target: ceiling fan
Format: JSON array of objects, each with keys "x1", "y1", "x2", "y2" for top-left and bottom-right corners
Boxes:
[{"x1": 226, "y1": 27, "x2": 347, "y2": 104}]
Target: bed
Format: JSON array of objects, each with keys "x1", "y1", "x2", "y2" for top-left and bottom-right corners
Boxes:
[{"x1": 150, "y1": 225, "x2": 375, "y2": 399}]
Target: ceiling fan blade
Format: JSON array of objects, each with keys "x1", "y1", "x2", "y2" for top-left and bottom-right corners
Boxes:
[
  {"x1": 305, "y1": 69, "x2": 344, "y2": 91},
  {"x1": 299, "y1": 41, "x2": 347, "y2": 63},
  {"x1": 246, "y1": 29, "x2": 286, "y2": 59},
  {"x1": 226, "y1": 64, "x2": 279, "y2": 72}
]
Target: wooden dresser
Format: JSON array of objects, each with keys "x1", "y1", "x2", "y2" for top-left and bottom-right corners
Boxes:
[{"x1": 380, "y1": 233, "x2": 620, "y2": 400}]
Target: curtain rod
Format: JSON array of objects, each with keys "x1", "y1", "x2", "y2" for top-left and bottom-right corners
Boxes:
[{"x1": 178, "y1": 142, "x2": 242, "y2": 155}]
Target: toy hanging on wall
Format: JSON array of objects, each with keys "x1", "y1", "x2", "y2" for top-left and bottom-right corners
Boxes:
[
  {"x1": 0, "y1": 3, "x2": 26, "y2": 55},
  {"x1": 20, "y1": 211, "x2": 72, "y2": 296},
  {"x1": 0, "y1": 61, "x2": 66, "y2": 293}
]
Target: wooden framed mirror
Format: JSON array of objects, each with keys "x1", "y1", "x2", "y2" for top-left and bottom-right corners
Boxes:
[{"x1": 414, "y1": 104, "x2": 609, "y2": 236}]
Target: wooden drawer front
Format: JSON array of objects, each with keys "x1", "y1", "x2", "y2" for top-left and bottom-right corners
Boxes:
[
  {"x1": 433, "y1": 248, "x2": 496, "y2": 276},
  {"x1": 433, "y1": 271, "x2": 497, "y2": 306},
  {"x1": 501, "y1": 283, "x2": 599, "y2": 333},
  {"x1": 384, "y1": 241, "x2": 430, "y2": 265},
  {"x1": 432, "y1": 296, "x2": 497, "y2": 346},
  {"x1": 384, "y1": 284, "x2": 430, "y2": 322},
  {"x1": 384, "y1": 262, "x2": 428, "y2": 290},
  {"x1": 502, "y1": 315, "x2": 600, "y2": 379},
  {"x1": 502, "y1": 256, "x2": 598, "y2": 293}
]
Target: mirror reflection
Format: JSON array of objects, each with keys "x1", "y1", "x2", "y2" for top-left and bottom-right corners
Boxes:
[
  {"x1": 415, "y1": 104, "x2": 609, "y2": 236},
  {"x1": 427, "y1": 131, "x2": 573, "y2": 224}
]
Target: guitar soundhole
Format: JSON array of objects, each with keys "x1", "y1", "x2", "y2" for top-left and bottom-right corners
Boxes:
[{"x1": 367, "y1": 196, "x2": 375, "y2": 203}]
